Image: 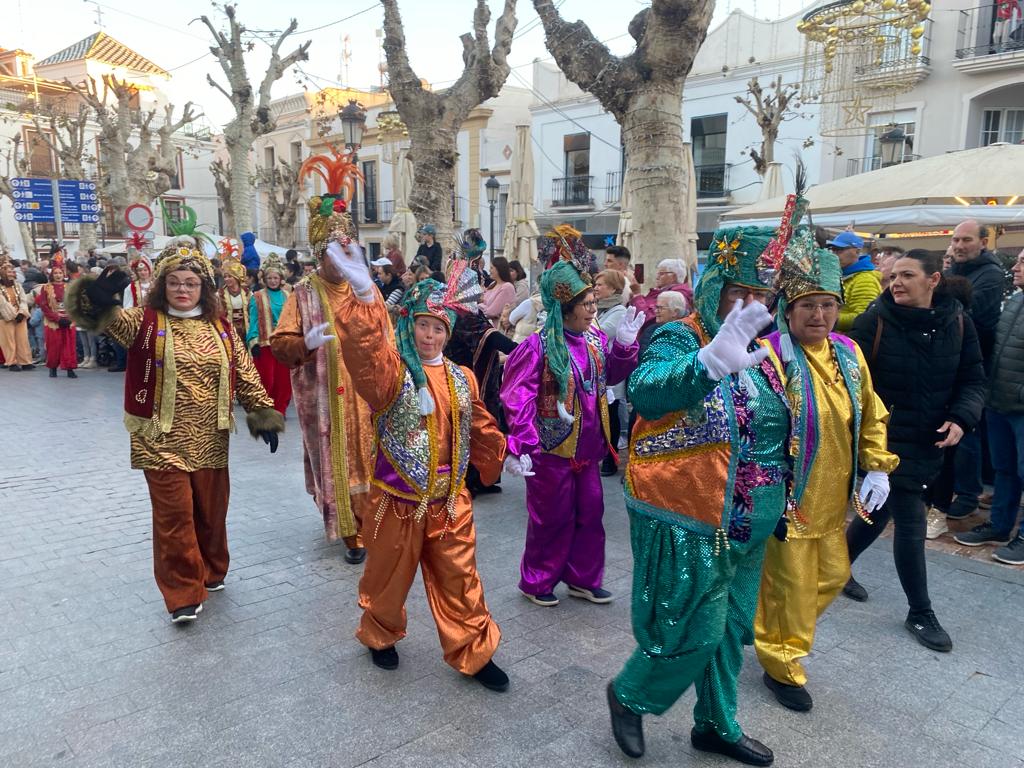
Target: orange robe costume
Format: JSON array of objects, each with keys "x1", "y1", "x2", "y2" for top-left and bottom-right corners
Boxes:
[
  {"x1": 335, "y1": 294, "x2": 507, "y2": 675},
  {"x1": 270, "y1": 274, "x2": 377, "y2": 548}
]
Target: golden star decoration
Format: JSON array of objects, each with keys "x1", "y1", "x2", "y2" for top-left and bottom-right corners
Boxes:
[
  {"x1": 715, "y1": 237, "x2": 743, "y2": 268},
  {"x1": 842, "y1": 95, "x2": 872, "y2": 126}
]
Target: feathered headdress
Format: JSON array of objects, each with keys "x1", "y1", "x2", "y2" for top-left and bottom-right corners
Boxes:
[
  {"x1": 159, "y1": 200, "x2": 217, "y2": 251},
  {"x1": 125, "y1": 231, "x2": 148, "y2": 255},
  {"x1": 299, "y1": 146, "x2": 364, "y2": 258},
  {"x1": 539, "y1": 224, "x2": 592, "y2": 274},
  {"x1": 452, "y1": 229, "x2": 486, "y2": 262},
  {"x1": 218, "y1": 238, "x2": 241, "y2": 260}
]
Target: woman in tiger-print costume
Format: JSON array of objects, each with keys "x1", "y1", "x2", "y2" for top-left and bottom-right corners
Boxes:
[{"x1": 67, "y1": 237, "x2": 285, "y2": 625}]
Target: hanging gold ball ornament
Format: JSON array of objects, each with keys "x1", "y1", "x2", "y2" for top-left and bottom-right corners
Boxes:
[
  {"x1": 881, "y1": 0, "x2": 896, "y2": 10},
  {"x1": 910, "y1": 42, "x2": 922, "y2": 55},
  {"x1": 852, "y1": 0, "x2": 866, "y2": 11},
  {"x1": 918, "y1": 2, "x2": 930, "y2": 15},
  {"x1": 907, "y1": 0, "x2": 921, "y2": 6},
  {"x1": 911, "y1": 25, "x2": 925, "y2": 39}
]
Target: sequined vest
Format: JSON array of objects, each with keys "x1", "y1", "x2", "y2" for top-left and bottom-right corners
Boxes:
[
  {"x1": 374, "y1": 360, "x2": 473, "y2": 511},
  {"x1": 626, "y1": 316, "x2": 790, "y2": 545},
  {"x1": 768, "y1": 331, "x2": 863, "y2": 516},
  {"x1": 536, "y1": 328, "x2": 611, "y2": 458}
]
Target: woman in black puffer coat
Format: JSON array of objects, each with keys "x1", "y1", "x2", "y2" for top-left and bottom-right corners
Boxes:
[{"x1": 844, "y1": 249, "x2": 985, "y2": 653}]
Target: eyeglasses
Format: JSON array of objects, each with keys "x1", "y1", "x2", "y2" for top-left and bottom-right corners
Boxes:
[
  {"x1": 166, "y1": 279, "x2": 202, "y2": 291},
  {"x1": 580, "y1": 301, "x2": 598, "y2": 310},
  {"x1": 793, "y1": 300, "x2": 839, "y2": 314}
]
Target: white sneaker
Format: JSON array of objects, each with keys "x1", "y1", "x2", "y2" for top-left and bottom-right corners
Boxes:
[
  {"x1": 926, "y1": 507, "x2": 948, "y2": 540},
  {"x1": 81, "y1": 357, "x2": 97, "y2": 369},
  {"x1": 617, "y1": 436, "x2": 628, "y2": 451}
]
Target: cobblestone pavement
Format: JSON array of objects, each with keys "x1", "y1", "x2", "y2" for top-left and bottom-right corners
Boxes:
[{"x1": 2, "y1": 368, "x2": 1023, "y2": 768}]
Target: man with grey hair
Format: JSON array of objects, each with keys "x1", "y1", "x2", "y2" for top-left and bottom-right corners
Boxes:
[
  {"x1": 944, "y1": 219, "x2": 1006, "y2": 521},
  {"x1": 629, "y1": 258, "x2": 692, "y2": 332}
]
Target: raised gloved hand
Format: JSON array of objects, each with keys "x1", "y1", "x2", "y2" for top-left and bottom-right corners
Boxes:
[
  {"x1": 326, "y1": 239, "x2": 374, "y2": 300},
  {"x1": 696, "y1": 299, "x2": 772, "y2": 381},
  {"x1": 85, "y1": 266, "x2": 132, "y2": 309},
  {"x1": 503, "y1": 454, "x2": 535, "y2": 477},
  {"x1": 773, "y1": 515, "x2": 788, "y2": 542},
  {"x1": 859, "y1": 471, "x2": 890, "y2": 515},
  {"x1": 615, "y1": 306, "x2": 644, "y2": 347},
  {"x1": 304, "y1": 322, "x2": 335, "y2": 351}
]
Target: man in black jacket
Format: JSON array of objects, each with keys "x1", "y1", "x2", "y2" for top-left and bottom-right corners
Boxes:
[
  {"x1": 945, "y1": 220, "x2": 1005, "y2": 520},
  {"x1": 955, "y1": 249, "x2": 1024, "y2": 564}
]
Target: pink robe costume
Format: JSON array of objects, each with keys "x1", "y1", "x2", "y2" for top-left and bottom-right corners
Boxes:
[{"x1": 501, "y1": 327, "x2": 638, "y2": 595}]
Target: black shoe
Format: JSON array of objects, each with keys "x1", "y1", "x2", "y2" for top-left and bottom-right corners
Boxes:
[
  {"x1": 607, "y1": 681, "x2": 644, "y2": 758},
  {"x1": 344, "y1": 547, "x2": 366, "y2": 564},
  {"x1": 946, "y1": 499, "x2": 977, "y2": 520},
  {"x1": 205, "y1": 580, "x2": 225, "y2": 592},
  {"x1": 842, "y1": 577, "x2": 868, "y2": 602},
  {"x1": 21, "y1": 364, "x2": 34, "y2": 371},
  {"x1": 370, "y1": 646, "x2": 399, "y2": 670},
  {"x1": 67, "y1": 370, "x2": 77, "y2": 378},
  {"x1": 49, "y1": 368, "x2": 57, "y2": 378},
  {"x1": 567, "y1": 585, "x2": 613, "y2": 604},
  {"x1": 690, "y1": 728, "x2": 774, "y2": 766},
  {"x1": 600, "y1": 457, "x2": 618, "y2": 477},
  {"x1": 170, "y1": 604, "x2": 203, "y2": 624},
  {"x1": 523, "y1": 591, "x2": 559, "y2": 607},
  {"x1": 8, "y1": 365, "x2": 20, "y2": 372},
  {"x1": 471, "y1": 659, "x2": 509, "y2": 692},
  {"x1": 954, "y1": 523, "x2": 1013, "y2": 547},
  {"x1": 762, "y1": 672, "x2": 812, "y2": 712},
  {"x1": 904, "y1": 610, "x2": 952, "y2": 652}
]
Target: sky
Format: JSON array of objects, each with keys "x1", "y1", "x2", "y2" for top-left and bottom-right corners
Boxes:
[{"x1": 9, "y1": 0, "x2": 812, "y2": 130}]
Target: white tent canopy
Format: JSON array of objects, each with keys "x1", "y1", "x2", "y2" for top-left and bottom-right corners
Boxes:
[
  {"x1": 721, "y1": 143, "x2": 1024, "y2": 233},
  {"x1": 96, "y1": 234, "x2": 291, "y2": 262}
]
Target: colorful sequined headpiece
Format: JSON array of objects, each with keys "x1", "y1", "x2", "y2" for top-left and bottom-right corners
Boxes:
[
  {"x1": 154, "y1": 237, "x2": 216, "y2": 287},
  {"x1": 262, "y1": 252, "x2": 287, "y2": 278},
  {"x1": 540, "y1": 259, "x2": 593, "y2": 409},
  {"x1": 396, "y1": 260, "x2": 482, "y2": 415},
  {"x1": 694, "y1": 225, "x2": 777, "y2": 336},
  {"x1": 221, "y1": 256, "x2": 247, "y2": 283}
]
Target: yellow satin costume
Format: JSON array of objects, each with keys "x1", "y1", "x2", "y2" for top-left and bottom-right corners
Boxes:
[{"x1": 755, "y1": 337, "x2": 898, "y2": 687}]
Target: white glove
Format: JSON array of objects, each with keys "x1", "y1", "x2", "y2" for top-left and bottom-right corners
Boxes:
[
  {"x1": 326, "y1": 240, "x2": 374, "y2": 300},
  {"x1": 304, "y1": 322, "x2": 335, "y2": 351},
  {"x1": 615, "y1": 305, "x2": 644, "y2": 347},
  {"x1": 696, "y1": 299, "x2": 772, "y2": 381},
  {"x1": 859, "y1": 471, "x2": 890, "y2": 515},
  {"x1": 503, "y1": 454, "x2": 535, "y2": 477}
]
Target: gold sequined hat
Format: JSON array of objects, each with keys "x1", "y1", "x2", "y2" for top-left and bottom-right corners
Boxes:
[
  {"x1": 154, "y1": 236, "x2": 216, "y2": 287},
  {"x1": 299, "y1": 147, "x2": 364, "y2": 259}
]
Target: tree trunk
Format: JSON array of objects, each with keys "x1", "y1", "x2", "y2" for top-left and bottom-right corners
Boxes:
[
  {"x1": 622, "y1": 84, "x2": 687, "y2": 269},
  {"x1": 407, "y1": 125, "x2": 459, "y2": 252},
  {"x1": 18, "y1": 221, "x2": 36, "y2": 261},
  {"x1": 78, "y1": 223, "x2": 97, "y2": 251},
  {"x1": 227, "y1": 133, "x2": 252, "y2": 234}
]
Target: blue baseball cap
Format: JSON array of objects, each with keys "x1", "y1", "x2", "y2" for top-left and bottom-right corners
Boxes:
[{"x1": 826, "y1": 231, "x2": 864, "y2": 250}]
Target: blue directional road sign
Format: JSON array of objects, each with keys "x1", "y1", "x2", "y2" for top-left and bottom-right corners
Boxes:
[{"x1": 11, "y1": 177, "x2": 102, "y2": 224}]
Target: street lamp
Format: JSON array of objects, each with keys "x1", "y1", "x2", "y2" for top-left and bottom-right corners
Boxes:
[
  {"x1": 878, "y1": 124, "x2": 907, "y2": 168},
  {"x1": 485, "y1": 174, "x2": 500, "y2": 261},
  {"x1": 339, "y1": 100, "x2": 367, "y2": 238}
]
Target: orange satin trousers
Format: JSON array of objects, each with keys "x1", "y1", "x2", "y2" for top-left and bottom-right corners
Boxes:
[
  {"x1": 357, "y1": 489, "x2": 500, "y2": 675},
  {"x1": 143, "y1": 467, "x2": 230, "y2": 613}
]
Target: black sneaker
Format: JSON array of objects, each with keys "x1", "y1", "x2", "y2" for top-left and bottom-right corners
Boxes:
[
  {"x1": 954, "y1": 523, "x2": 1012, "y2": 547},
  {"x1": 691, "y1": 728, "x2": 774, "y2": 766},
  {"x1": 567, "y1": 585, "x2": 613, "y2": 604},
  {"x1": 905, "y1": 610, "x2": 952, "y2": 652},
  {"x1": 21, "y1": 364, "x2": 34, "y2": 371},
  {"x1": 170, "y1": 604, "x2": 203, "y2": 624},
  {"x1": 470, "y1": 659, "x2": 509, "y2": 692},
  {"x1": 8, "y1": 365, "x2": 20, "y2": 372},
  {"x1": 600, "y1": 457, "x2": 618, "y2": 477},
  {"x1": 205, "y1": 580, "x2": 225, "y2": 592},
  {"x1": 523, "y1": 591, "x2": 559, "y2": 607},
  {"x1": 762, "y1": 672, "x2": 812, "y2": 712},
  {"x1": 842, "y1": 577, "x2": 868, "y2": 602},
  {"x1": 370, "y1": 646, "x2": 399, "y2": 670},
  {"x1": 993, "y1": 536, "x2": 1024, "y2": 566},
  {"x1": 344, "y1": 547, "x2": 366, "y2": 564},
  {"x1": 67, "y1": 370, "x2": 77, "y2": 379}
]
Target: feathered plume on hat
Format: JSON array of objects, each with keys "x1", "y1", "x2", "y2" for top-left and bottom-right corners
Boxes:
[
  {"x1": 539, "y1": 224, "x2": 592, "y2": 275},
  {"x1": 299, "y1": 146, "x2": 364, "y2": 259},
  {"x1": 218, "y1": 237, "x2": 241, "y2": 260},
  {"x1": 452, "y1": 228, "x2": 486, "y2": 262},
  {"x1": 159, "y1": 200, "x2": 217, "y2": 252}
]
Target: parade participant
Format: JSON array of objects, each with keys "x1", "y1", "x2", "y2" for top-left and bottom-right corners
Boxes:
[
  {"x1": 122, "y1": 250, "x2": 153, "y2": 310},
  {"x1": 220, "y1": 257, "x2": 251, "y2": 341},
  {"x1": 66, "y1": 238, "x2": 283, "y2": 624},
  {"x1": 270, "y1": 187, "x2": 379, "y2": 565},
  {"x1": 328, "y1": 237, "x2": 510, "y2": 693},
  {"x1": 0, "y1": 256, "x2": 34, "y2": 371},
  {"x1": 501, "y1": 251, "x2": 642, "y2": 607},
  {"x1": 246, "y1": 254, "x2": 292, "y2": 415},
  {"x1": 753, "y1": 199, "x2": 898, "y2": 712},
  {"x1": 843, "y1": 249, "x2": 985, "y2": 652},
  {"x1": 36, "y1": 263, "x2": 77, "y2": 378},
  {"x1": 607, "y1": 225, "x2": 789, "y2": 766}
]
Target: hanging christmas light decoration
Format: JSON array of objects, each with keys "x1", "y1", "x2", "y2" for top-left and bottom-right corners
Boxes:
[
  {"x1": 376, "y1": 109, "x2": 410, "y2": 165},
  {"x1": 799, "y1": 0, "x2": 931, "y2": 136}
]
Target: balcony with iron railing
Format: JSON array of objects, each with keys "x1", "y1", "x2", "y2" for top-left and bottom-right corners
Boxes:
[
  {"x1": 955, "y1": 5, "x2": 1024, "y2": 73},
  {"x1": 552, "y1": 175, "x2": 594, "y2": 208},
  {"x1": 694, "y1": 163, "x2": 731, "y2": 200},
  {"x1": 356, "y1": 199, "x2": 394, "y2": 226},
  {"x1": 844, "y1": 153, "x2": 921, "y2": 178}
]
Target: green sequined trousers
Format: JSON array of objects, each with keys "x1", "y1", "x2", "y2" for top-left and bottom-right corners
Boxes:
[{"x1": 613, "y1": 482, "x2": 784, "y2": 743}]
